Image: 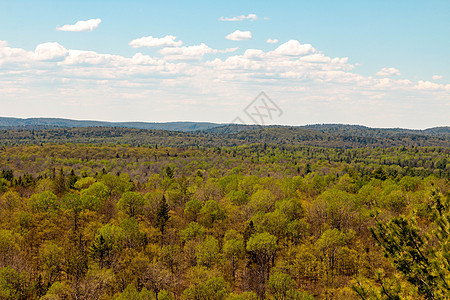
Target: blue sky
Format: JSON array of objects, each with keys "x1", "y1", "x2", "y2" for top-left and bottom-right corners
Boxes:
[{"x1": 1, "y1": 0, "x2": 449, "y2": 128}]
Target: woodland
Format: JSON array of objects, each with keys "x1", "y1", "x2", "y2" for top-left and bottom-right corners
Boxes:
[{"x1": 0, "y1": 125, "x2": 449, "y2": 299}]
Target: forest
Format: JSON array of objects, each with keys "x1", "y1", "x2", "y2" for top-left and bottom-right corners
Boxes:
[{"x1": 0, "y1": 126, "x2": 449, "y2": 299}]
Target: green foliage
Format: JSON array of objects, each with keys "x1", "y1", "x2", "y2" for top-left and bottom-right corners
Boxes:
[
  {"x1": 0, "y1": 267, "x2": 33, "y2": 299},
  {"x1": 266, "y1": 272, "x2": 312, "y2": 300},
  {"x1": 157, "y1": 290, "x2": 174, "y2": 300},
  {"x1": 61, "y1": 192, "x2": 81, "y2": 210},
  {"x1": 156, "y1": 196, "x2": 170, "y2": 234},
  {"x1": 42, "y1": 281, "x2": 73, "y2": 299},
  {"x1": 226, "y1": 291, "x2": 258, "y2": 300},
  {"x1": 28, "y1": 191, "x2": 59, "y2": 212},
  {"x1": 226, "y1": 190, "x2": 248, "y2": 206},
  {"x1": 0, "y1": 141, "x2": 448, "y2": 299},
  {"x1": 368, "y1": 191, "x2": 450, "y2": 299},
  {"x1": 196, "y1": 236, "x2": 220, "y2": 268},
  {"x1": 0, "y1": 178, "x2": 8, "y2": 192},
  {"x1": 102, "y1": 173, "x2": 133, "y2": 196},
  {"x1": 39, "y1": 242, "x2": 64, "y2": 286},
  {"x1": 180, "y1": 222, "x2": 206, "y2": 242},
  {"x1": 80, "y1": 194, "x2": 102, "y2": 211},
  {"x1": 0, "y1": 191, "x2": 20, "y2": 213},
  {"x1": 247, "y1": 232, "x2": 278, "y2": 259},
  {"x1": 223, "y1": 230, "x2": 245, "y2": 260},
  {"x1": 184, "y1": 199, "x2": 203, "y2": 222},
  {"x1": 81, "y1": 182, "x2": 110, "y2": 201},
  {"x1": 198, "y1": 200, "x2": 226, "y2": 227},
  {"x1": 114, "y1": 284, "x2": 156, "y2": 300},
  {"x1": 74, "y1": 176, "x2": 96, "y2": 190},
  {"x1": 249, "y1": 189, "x2": 276, "y2": 213},
  {"x1": 118, "y1": 191, "x2": 145, "y2": 217},
  {"x1": 182, "y1": 275, "x2": 229, "y2": 300},
  {"x1": 223, "y1": 231, "x2": 245, "y2": 280}
]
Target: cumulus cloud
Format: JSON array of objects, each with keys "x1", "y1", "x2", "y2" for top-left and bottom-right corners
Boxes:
[
  {"x1": 2, "y1": 39, "x2": 449, "y2": 128},
  {"x1": 129, "y1": 35, "x2": 183, "y2": 48},
  {"x1": 0, "y1": 40, "x2": 8, "y2": 47},
  {"x1": 159, "y1": 43, "x2": 237, "y2": 60},
  {"x1": 376, "y1": 67, "x2": 401, "y2": 77},
  {"x1": 0, "y1": 45, "x2": 34, "y2": 67},
  {"x1": 272, "y1": 40, "x2": 315, "y2": 56},
  {"x1": 131, "y1": 53, "x2": 163, "y2": 65},
  {"x1": 57, "y1": 18, "x2": 101, "y2": 32},
  {"x1": 225, "y1": 30, "x2": 252, "y2": 41},
  {"x1": 266, "y1": 38, "x2": 278, "y2": 44},
  {"x1": 219, "y1": 14, "x2": 258, "y2": 21},
  {"x1": 414, "y1": 80, "x2": 445, "y2": 90},
  {"x1": 34, "y1": 42, "x2": 68, "y2": 61},
  {"x1": 432, "y1": 75, "x2": 443, "y2": 80},
  {"x1": 60, "y1": 49, "x2": 128, "y2": 66}
]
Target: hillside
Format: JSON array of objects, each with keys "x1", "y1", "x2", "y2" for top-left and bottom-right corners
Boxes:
[
  {"x1": 0, "y1": 125, "x2": 449, "y2": 148},
  {"x1": 0, "y1": 117, "x2": 222, "y2": 132}
]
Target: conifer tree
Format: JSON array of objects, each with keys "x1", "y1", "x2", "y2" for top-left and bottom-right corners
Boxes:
[{"x1": 156, "y1": 195, "x2": 170, "y2": 235}]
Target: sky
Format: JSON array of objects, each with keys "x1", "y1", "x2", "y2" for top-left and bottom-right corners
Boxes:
[{"x1": 0, "y1": 0, "x2": 449, "y2": 129}]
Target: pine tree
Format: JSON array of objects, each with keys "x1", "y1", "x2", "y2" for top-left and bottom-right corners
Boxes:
[{"x1": 156, "y1": 195, "x2": 170, "y2": 235}]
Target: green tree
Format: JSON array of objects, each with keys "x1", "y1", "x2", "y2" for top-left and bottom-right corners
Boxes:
[
  {"x1": 355, "y1": 190, "x2": 450, "y2": 299},
  {"x1": 118, "y1": 191, "x2": 145, "y2": 217},
  {"x1": 89, "y1": 234, "x2": 112, "y2": 269},
  {"x1": 246, "y1": 232, "x2": 278, "y2": 298},
  {"x1": 81, "y1": 182, "x2": 110, "y2": 202},
  {"x1": 165, "y1": 166, "x2": 174, "y2": 179},
  {"x1": 113, "y1": 284, "x2": 155, "y2": 300},
  {"x1": 198, "y1": 200, "x2": 226, "y2": 228},
  {"x1": 180, "y1": 222, "x2": 206, "y2": 243},
  {"x1": 29, "y1": 191, "x2": 59, "y2": 212},
  {"x1": 0, "y1": 267, "x2": 33, "y2": 299},
  {"x1": 182, "y1": 276, "x2": 229, "y2": 300},
  {"x1": 54, "y1": 168, "x2": 66, "y2": 196},
  {"x1": 73, "y1": 177, "x2": 95, "y2": 190},
  {"x1": 39, "y1": 242, "x2": 64, "y2": 288},
  {"x1": 196, "y1": 236, "x2": 220, "y2": 268},
  {"x1": 156, "y1": 196, "x2": 170, "y2": 235},
  {"x1": 0, "y1": 178, "x2": 8, "y2": 193},
  {"x1": 184, "y1": 199, "x2": 203, "y2": 222},
  {"x1": 266, "y1": 272, "x2": 311, "y2": 300},
  {"x1": 223, "y1": 230, "x2": 245, "y2": 282}
]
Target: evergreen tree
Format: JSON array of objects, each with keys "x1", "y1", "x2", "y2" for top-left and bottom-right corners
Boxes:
[{"x1": 156, "y1": 196, "x2": 170, "y2": 235}]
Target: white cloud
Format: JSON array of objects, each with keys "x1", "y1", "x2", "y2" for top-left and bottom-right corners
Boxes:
[
  {"x1": 266, "y1": 38, "x2": 278, "y2": 44},
  {"x1": 225, "y1": 30, "x2": 252, "y2": 41},
  {"x1": 0, "y1": 45, "x2": 34, "y2": 66},
  {"x1": 243, "y1": 49, "x2": 265, "y2": 59},
  {"x1": 272, "y1": 40, "x2": 315, "y2": 56},
  {"x1": 0, "y1": 40, "x2": 8, "y2": 47},
  {"x1": 376, "y1": 67, "x2": 401, "y2": 77},
  {"x1": 131, "y1": 53, "x2": 163, "y2": 65},
  {"x1": 159, "y1": 43, "x2": 237, "y2": 60},
  {"x1": 219, "y1": 14, "x2": 257, "y2": 21},
  {"x1": 432, "y1": 75, "x2": 443, "y2": 80},
  {"x1": 129, "y1": 35, "x2": 183, "y2": 48},
  {"x1": 1, "y1": 39, "x2": 449, "y2": 128},
  {"x1": 57, "y1": 18, "x2": 101, "y2": 32},
  {"x1": 60, "y1": 49, "x2": 127, "y2": 66},
  {"x1": 414, "y1": 80, "x2": 444, "y2": 90},
  {"x1": 34, "y1": 42, "x2": 68, "y2": 61}
]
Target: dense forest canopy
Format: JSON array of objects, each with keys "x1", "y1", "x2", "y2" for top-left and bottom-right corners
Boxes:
[
  {"x1": 0, "y1": 126, "x2": 449, "y2": 299},
  {"x1": 0, "y1": 125, "x2": 449, "y2": 148}
]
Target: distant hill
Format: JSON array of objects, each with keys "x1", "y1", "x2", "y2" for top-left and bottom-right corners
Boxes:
[
  {"x1": 0, "y1": 117, "x2": 448, "y2": 148},
  {"x1": 0, "y1": 125, "x2": 448, "y2": 148},
  {"x1": 0, "y1": 117, "x2": 222, "y2": 132},
  {"x1": 1, "y1": 117, "x2": 448, "y2": 137},
  {"x1": 302, "y1": 124, "x2": 450, "y2": 136}
]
